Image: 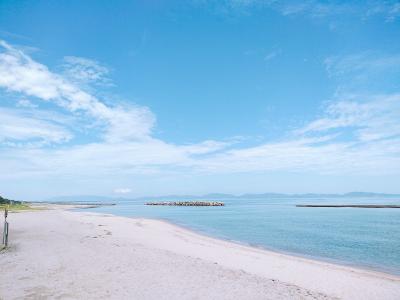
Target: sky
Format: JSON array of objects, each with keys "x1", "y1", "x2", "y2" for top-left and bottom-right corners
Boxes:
[{"x1": 0, "y1": 0, "x2": 400, "y2": 200}]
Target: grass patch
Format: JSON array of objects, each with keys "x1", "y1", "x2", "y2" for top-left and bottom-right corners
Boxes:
[{"x1": 0, "y1": 203, "x2": 34, "y2": 211}]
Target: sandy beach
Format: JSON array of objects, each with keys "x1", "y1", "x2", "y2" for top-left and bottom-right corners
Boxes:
[{"x1": 1, "y1": 207, "x2": 400, "y2": 300}]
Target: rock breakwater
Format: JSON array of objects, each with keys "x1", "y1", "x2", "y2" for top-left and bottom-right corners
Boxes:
[{"x1": 145, "y1": 201, "x2": 225, "y2": 206}]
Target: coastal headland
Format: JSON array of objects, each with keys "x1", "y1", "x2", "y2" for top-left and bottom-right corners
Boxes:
[{"x1": 1, "y1": 205, "x2": 400, "y2": 300}]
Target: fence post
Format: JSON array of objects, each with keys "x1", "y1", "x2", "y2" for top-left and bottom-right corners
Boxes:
[{"x1": 2, "y1": 207, "x2": 8, "y2": 248}]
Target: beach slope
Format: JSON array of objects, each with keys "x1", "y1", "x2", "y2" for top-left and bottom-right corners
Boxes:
[{"x1": 1, "y1": 209, "x2": 399, "y2": 299}]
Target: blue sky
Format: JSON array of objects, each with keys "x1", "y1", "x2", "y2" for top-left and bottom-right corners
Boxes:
[{"x1": 0, "y1": 1, "x2": 400, "y2": 200}]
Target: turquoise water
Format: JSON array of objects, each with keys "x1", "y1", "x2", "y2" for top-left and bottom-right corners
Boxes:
[{"x1": 82, "y1": 197, "x2": 400, "y2": 275}]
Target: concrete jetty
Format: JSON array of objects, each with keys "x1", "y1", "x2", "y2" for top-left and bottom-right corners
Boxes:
[{"x1": 296, "y1": 204, "x2": 400, "y2": 208}]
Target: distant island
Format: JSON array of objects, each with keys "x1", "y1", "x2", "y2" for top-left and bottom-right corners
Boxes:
[
  {"x1": 45, "y1": 191, "x2": 400, "y2": 203},
  {"x1": 137, "y1": 192, "x2": 400, "y2": 201}
]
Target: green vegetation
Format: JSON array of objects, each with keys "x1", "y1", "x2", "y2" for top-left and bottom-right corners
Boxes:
[
  {"x1": 0, "y1": 203, "x2": 32, "y2": 211},
  {"x1": 0, "y1": 195, "x2": 32, "y2": 211},
  {"x1": 0, "y1": 194, "x2": 20, "y2": 204}
]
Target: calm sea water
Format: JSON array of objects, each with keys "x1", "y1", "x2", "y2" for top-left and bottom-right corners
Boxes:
[{"x1": 81, "y1": 197, "x2": 400, "y2": 275}]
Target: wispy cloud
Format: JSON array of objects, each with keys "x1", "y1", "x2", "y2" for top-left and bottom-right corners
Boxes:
[
  {"x1": 192, "y1": 92, "x2": 400, "y2": 175},
  {"x1": 0, "y1": 40, "x2": 155, "y2": 143},
  {"x1": 276, "y1": 1, "x2": 351, "y2": 18},
  {"x1": 325, "y1": 52, "x2": 400, "y2": 78},
  {"x1": 62, "y1": 56, "x2": 112, "y2": 86},
  {"x1": 264, "y1": 49, "x2": 280, "y2": 62},
  {"x1": 281, "y1": 0, "x2": 400, "y2": 21},
  {"x1": 199, "y1": 0, "x2": 400, "y2": 21},
  {"x1": 195, "y1": 137, "x2": 400, "y2": 175},
  {"x1": 16, "y1": 99, "x2": 38, "y2": 109},
  {"x1": 297, "y1": 94, "x2": 400, "y2": 142},
  {"x1": 366, "y1": 1, "x2": 400, "y2": 22},
  {"x1": 0, "y1": 40, "x2": 399, "y2": 184},
  {"x1": 2, "y1": 93, "x2": 399, "y2": 178},
  {"x1": 114, "y1": 188, "x2": 132, "y2": 194},
  {"x1": 0, "y1": 29, "x2": 32, "y2": 41},
  {"x1": 0, "y1": 108, "x2": 73, "y2": 146},
  {"x1": 323, "y1": 51, "x2": 400, "y2": 97}
]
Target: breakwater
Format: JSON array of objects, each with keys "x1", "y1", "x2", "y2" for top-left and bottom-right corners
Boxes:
[
  {"x1": 145, "y1": 201, "x2": 225, "y2": 206},
  {"x1": 296, "y1": 204, "x2": 400, "y2": 208}
]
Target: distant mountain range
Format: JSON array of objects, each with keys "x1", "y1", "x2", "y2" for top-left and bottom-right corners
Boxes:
[
  {"x1": 46, "y1": 192, "x2": 400, "y2": 203},
  {"x1": 46, "y1": 195, "x2": 128, "y2": 202}
]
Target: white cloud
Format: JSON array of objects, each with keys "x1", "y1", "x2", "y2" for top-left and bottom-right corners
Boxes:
[
  {"x1": 0, "y1": 108, "x2": 73, "y2": 145},
  {"x1": 324, "y1": 52, "x2": 400, "y2": 78},
  {"x1": 16, "y1": 99, "x2": 38, "y2": 108},
  {"x1": 114, "y1": 188, "x2": 132, "y2": 194},
  {"x1": 0, "y1": 40, "x2": 155, "y2": 142},
  {"x1": 62, "y1": 56, "x2": 111, "y2": 86},
  {"x1": 0, "y1": 40, "x2": 233, "y2": 180},
  {"x1": 278, "y1": 2, "x2": 332, "y2": 17},
  {"x1": 202, "y1": 1, "x2": 400, "y2": 21},
  {"x1": 0, "y1": 40, "x2": 399, "y2": 185},
  {"x1": 188, "y1": 92, "x2": 400, "y2": 175},
  {"x1": 0, "y1": 137, "x2": 229, "y2": 178},
  {"x1": 366, "y1": 2, "x2": 400, "y2": 22},
  {"x1": 193, "y1": 136, "x2": 400, "y2": 175},
  {"x1": 287, "y1": 1, "x2": 400, "y2": 21},
  {"x1": 297, "y1": 94, "x2": 400, "y2": 141},
  {"x1": 264, "y1": 50, "x2": 280, "y2": 62},
  {"x1": 2, "y1": 91, "x2": 399, "y2": 178}
]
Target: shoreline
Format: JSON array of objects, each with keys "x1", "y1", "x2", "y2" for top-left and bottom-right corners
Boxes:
[
  {"x1": 1, "y1": 206, "x2": 400, "y2": 299},
  {"x1": 135, "y1": 215, "x2": 400, "y2": 278},
  {"x1": 118, "y1": 214, "x2": 400, "y2": 282},
  {"x1": 63, "y1": 207, "x2": 400, "y2": 293},
  {"x1": 30, "y1": 204, "x2": 400, "y2": 278},
  {"x1": 73, "y1": 205, "x2": 400, "y2": 278}
]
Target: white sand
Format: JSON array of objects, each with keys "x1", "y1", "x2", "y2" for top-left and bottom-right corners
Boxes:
[{"x1": 1, "y1": 208, "x2": 399, "y2": 300}]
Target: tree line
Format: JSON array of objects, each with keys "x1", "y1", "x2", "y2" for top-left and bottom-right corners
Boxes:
[{"x1": 0, "y1": 195, "x2": 21, "y2": 205}]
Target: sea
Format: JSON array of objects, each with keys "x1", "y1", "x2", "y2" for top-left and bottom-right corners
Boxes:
[{"x1": 79, "y1": 196, "x2": 400, "y2": 275}]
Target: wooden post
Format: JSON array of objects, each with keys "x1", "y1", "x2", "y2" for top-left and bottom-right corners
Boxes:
[
  {"x1": 2, "y1": 207, "x2": 8, "y2": 247},
  {"x1": 4, "y1": 221, "x2": 8, "y2": 247}
]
